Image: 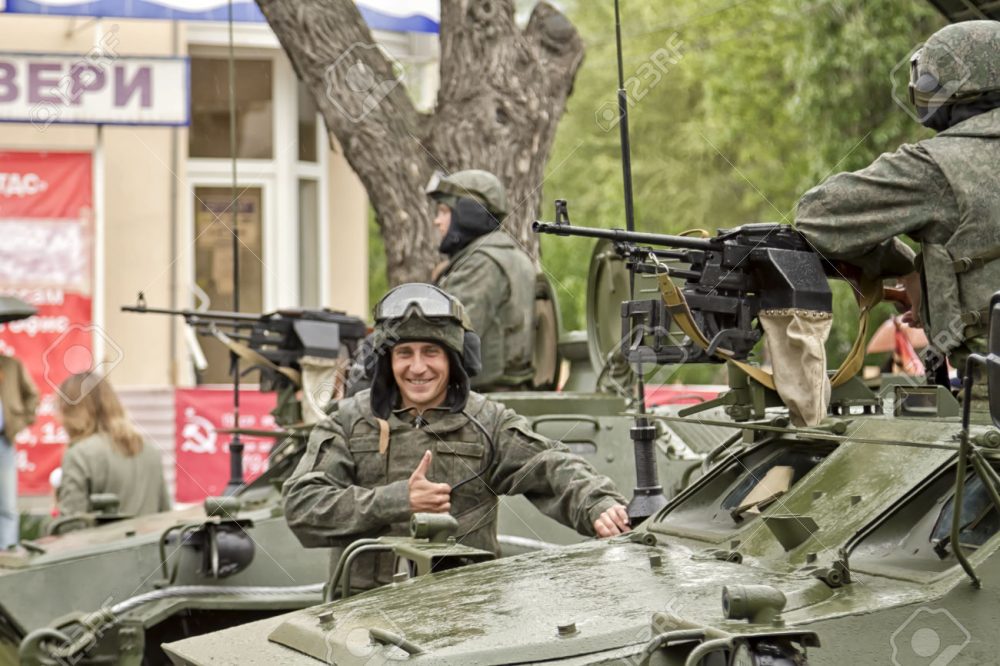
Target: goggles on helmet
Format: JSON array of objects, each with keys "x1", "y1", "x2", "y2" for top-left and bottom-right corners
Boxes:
[
  {"x1": 908, "y1": 50, "x2": 920, "y2": 107},
  {"x1": 375, "y1": 283, "x2": 465, "y2": 324}
]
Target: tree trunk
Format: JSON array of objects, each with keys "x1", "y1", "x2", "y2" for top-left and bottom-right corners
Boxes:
[{"x1": 255, "y1": 0, "x2": 584, "y2": 286}]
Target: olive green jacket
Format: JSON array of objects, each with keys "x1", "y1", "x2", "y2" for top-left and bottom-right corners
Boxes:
[
  {"x1": 283, "y1": 390, "x2": 626, "y2": 589},
  {"x1": 58, "y1": 433, "x2": 171, "y2": 516},
  {"x1": 436, "y1": 230, "x2": 537, "y2": 389},
  {"x1": 0, "y1": 355, "x2": 38, "y2": 442},
  {"x1": 796, "y1": 107, "x2": 1000, "y2": 367}
]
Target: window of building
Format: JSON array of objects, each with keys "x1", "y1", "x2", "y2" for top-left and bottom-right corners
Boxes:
[
  {"x1": 190, "y1": 58, "x2": 274, "y2": 159},
  {"x1": 298, "y1": 81, "x2": 318, "y2": 163},
  {"x1": 298, "y1": 179, "x2": 320, "y2": 308},
  {"x1": 193, "y1": 186, "x2": 265, "y2": 384}
]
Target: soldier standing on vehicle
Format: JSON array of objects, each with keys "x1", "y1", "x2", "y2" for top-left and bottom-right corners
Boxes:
[
  {"x1": 427, "y1": 170, "x2": 538, "y2": 392},
  {"x1": 283, "y1": 284, "x2": 629, "y2": 591},
  {"x1": 796, "y1": 21, "x2": 1000, "y2": 385}
]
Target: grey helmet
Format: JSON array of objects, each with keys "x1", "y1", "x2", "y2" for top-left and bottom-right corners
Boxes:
[{"x1": 426, "y1": 169, "x2": 508, "y2": 220}]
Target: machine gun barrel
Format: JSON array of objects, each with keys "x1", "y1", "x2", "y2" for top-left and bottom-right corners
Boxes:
[
  {"x1": 121, "y1": 304, "x2": 261, "y2": 324},
  {"x1": 532, "y1": 220, "x2": 715, "y2": 252}
]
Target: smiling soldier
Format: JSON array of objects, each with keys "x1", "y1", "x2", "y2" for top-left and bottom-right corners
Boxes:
[{"x1": 283, "y1": 284, "x2": 629, "y2": 592}]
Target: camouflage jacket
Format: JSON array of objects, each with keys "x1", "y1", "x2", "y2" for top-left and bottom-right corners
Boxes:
[
  {"x1": 282, "y1": 389, "x2": 626, "y2": 590},
  {"x1": 58, "y1": 433, "x2": 171, "y2": 517},
  {"x1": 796, "y1": 107, "x2": 1000, "y2": 366},
  {"x1": 436, "y1": 230, "x2": 536, "y2": 390}
]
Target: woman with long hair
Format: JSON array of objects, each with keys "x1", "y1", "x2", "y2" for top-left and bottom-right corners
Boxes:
[{"x1": 56, "y1": 373, "x2": 170, "y2": 516}]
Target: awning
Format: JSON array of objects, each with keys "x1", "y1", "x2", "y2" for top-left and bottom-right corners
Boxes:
[{"x1": 0, "y1": 0, "x2": 440, "y2": 32}]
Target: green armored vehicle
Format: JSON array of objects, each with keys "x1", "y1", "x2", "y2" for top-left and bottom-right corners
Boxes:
[
  {"x1": 0, "y1": 307, "x2": 369, "y2": 666},
  {"x1": 162, "y1": 209, "x2": 1000, "y2": 664},
  {"x1": 2, "y1": 259, "x2": 717, "y2": 665}
]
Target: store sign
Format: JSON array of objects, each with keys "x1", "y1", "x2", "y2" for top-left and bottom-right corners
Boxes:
[
  {"x1": 0, "y1": 51, "x2": 189, "y2": 126},
  {"x1": 0, "y1": 151, "x2": 93, "y2": 495},
  {"x1": 174, "y1": 388, "x2": 279, "y2": 503}
]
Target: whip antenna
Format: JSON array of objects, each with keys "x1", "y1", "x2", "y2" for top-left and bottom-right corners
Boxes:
[{"x1": 614, "y1": 0, "x2": 666, "y2": 523}]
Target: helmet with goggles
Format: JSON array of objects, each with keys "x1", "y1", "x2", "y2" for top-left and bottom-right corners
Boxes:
[
  {"x1": 909, "y1": 21, "x2": 1000, "y2": 118},
  {"x1": 373, "y1": 283, "x2": 476, "y2": 361},
  {"x1": 368, "y1": 284, "x2": 482, "y2": 418},
  {"x1": 426, "y1": 170, "x2": 508, "y2": 220}
]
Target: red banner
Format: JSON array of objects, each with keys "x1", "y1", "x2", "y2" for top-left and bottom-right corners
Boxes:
[
  {"x1": 0, "y1": 152, "x2": 93, "y2": 495},
  {"x1": 174, "y1": 388, "x2": 279, "y2": 503},
  {"x1": 644, "y1": 385, "x2": 724, "y2": 407}
]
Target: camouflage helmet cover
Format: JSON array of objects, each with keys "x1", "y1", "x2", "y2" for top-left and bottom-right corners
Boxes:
[
  {"x1": 910, "y1": 20, "x2": 1000, "y2": 109},
  {"x1": 372, "y1": 283, "x2": 472, "y2": 357},
  {"x1": 369, "y1": 283, "x2": 480, "y2": 418},
  {"x1": 426, "y1": 169, "x2": 508, "y2": 219}
]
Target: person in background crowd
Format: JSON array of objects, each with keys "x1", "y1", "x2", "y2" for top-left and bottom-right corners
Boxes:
[
  {"x1": 56, "y1": 373, "x2": 171, "y2": 516},
  {"x1": 0, "y1": 354, "x2": 39, "y2": 548}
]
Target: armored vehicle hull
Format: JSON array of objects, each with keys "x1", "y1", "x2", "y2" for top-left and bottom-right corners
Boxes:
[{"x1": 163, "y1": 404, "x2": 1000, "y2": 665}]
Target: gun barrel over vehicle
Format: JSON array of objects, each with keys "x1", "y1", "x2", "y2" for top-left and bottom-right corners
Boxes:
[
  {"x1": 532, "y1": 220, "x2": 715, "y2": 251},
  {"x1": 121, "y1": 304, "x2": 262, "y2": 323}
]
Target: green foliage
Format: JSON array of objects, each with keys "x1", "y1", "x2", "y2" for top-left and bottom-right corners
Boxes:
[{"x1": 541, "y1": 0, "x2": 944, "y2": 376}]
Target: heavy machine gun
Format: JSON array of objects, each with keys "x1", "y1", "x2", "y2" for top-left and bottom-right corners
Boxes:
[
  {"x1": 123, "y1": 294, "x2": 368, "y2": 425},
  {"x1": 535, "y1": 202, "x2": 835, "y2": 370}
]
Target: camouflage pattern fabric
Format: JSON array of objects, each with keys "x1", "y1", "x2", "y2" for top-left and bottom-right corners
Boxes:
[
  {"x1": 796, "y1": 107, "x2": 1000, "y2": 371},
  {"x1": 436, "y1": 231, "x2": 537, "y2": 389},
  {"x1": 282, "y1": 389, "x2": 626, "y2": 591},
  {"x1": 428, "y1": 170, "x2": 509, "y2": 219},
  {"x1": 912, "y1": 21, "x2": 1000, "y2": 108}
]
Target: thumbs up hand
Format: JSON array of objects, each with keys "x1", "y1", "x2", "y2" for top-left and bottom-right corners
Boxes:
[{"x1": 408, "y1": 451, "x2": 452, "y2": 514}]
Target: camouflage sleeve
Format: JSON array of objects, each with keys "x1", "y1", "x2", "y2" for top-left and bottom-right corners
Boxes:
[
  {"x1": 795, "y1": 142, "x2": 958, "y2": 279},
  {"x1": 57, "y1": 447, "x2": 90, "y2": 516},
  {"x1": 282, "y1": 416, "x2": 411, "y2": 548},
  {"x1": 486, "y1": 408, "x2": 627, "y2": 536},
  {"x1": 438, "y1": 251, "x2": 506, "y2": 338}
]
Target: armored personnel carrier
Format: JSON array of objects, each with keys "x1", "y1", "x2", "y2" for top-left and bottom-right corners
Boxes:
[
  {"x1": 3, "y1": 254, "x2": 719, "y2": 665},
  {"x1": 161, "y1": 215, "x2": 1000, "y2": 665}
]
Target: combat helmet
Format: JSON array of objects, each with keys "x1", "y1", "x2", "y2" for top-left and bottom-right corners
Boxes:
[
  {"x1": 426, "y1": 169, "x2": 508, "y2": 220},
  {"x1": 369, "y1": 283, "x2": 482, "y2": 418},
  {"x1": 909, "y1": 20, "x2": 1000, "y2": 121}
]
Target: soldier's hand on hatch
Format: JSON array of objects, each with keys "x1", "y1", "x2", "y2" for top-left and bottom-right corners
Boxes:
[
  {"x1": 593, "y1": 504, "x2": 631, "y2": 537},
  {"x1": 408, "y1": 451, "x2": 452, "y2": 514}
]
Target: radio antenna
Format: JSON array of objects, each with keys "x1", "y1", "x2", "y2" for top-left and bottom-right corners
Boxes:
[{"x1": 614, "y1": 0, "x2": 666, "y2": 523}]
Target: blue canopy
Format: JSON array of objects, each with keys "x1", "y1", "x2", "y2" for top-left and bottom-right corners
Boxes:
[{"x1": 0, "y1": 0, "x2": 440, "y2": 33}]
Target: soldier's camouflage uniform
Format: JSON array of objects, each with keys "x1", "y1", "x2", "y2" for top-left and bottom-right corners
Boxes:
[
  {"x1": 436, "y1": 231, "x2": 536, "y2": 390},
  {"x1": 283, "y1": 388, "x2": 626, "y2": 590},
  {"x1": 796, "y1": 106, "x2": 1000, "y2": 372}
]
